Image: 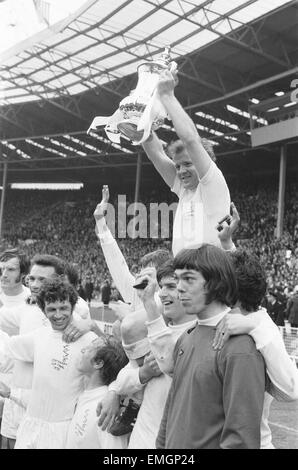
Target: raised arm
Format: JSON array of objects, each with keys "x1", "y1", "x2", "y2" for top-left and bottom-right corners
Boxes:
[
  {"x1": 135, "y1": 270, "x2": 176, "y2": 375},
  {"x1": 217, "y1": 202, "x2": 239, "y2": 252},
  {"x1": 94, "y1": 186, "x2": 140, "y2": 307},
  {"x1": 142, "y1": 132, "x2": 176, "y2": 188},
  {"x1": 157, "y1": 69, "x2": 211, "y2": 180}
]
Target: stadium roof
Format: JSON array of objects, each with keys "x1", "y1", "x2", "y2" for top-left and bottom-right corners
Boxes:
[{"x1": 0, "y1": 0, "x2": 298, "y2": 183}]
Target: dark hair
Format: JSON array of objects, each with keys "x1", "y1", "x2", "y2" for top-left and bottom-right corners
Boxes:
[
  {"x1": 93, "y1": 336, "x2": 128, "y2": 385},
  {"x1": 167, "y1": 138, "x2": 216, "y2": 162},
  {"x1": 173, "y1": 245, "x2": 237, "y2": 307},
  {"x1": 156, "y1": 260, "x2": 176, "y2": 286},
  {"x1": 31, "y1": 254, "x2": 65, "y2": 276},
  {"x1": 36, "y1": 278, "x2": 78, "y2": 313},
  {"x1": 0, "y1": 248, "x2": 30, "y2": 276},
  {"x1": 64, "y1": 262, "x2": 79, "y2": 288},
  {"x1": 268, "y1": 290, "x2": 277, "y2": 298},
  {"x1": 230, "y1": 250, "x2": 267, "y2": 312},
  {"x1": 140, "y1": 250, "x2": 171, "y2": 269}
]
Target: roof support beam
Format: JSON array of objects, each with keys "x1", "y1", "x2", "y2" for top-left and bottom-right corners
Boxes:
[
  {"x1": 6, "y1": 0, "x2": 213, "y2": 98},
  {"x1": 186, "y1": 66, "x2": 298, "y2": 110},
  {"x1": 148, "y1": 0, "x2": 289, "y2": 70},
  {"x1": 4, "y1": 0, "x2": 135, "y2": 70},
  {"x1": 177, "y1": 56, "x2": 225, "y2": 94},
  {"x1": 0, "y1": 109, "x2": 33, "y2": 135},
  {"x1": 6, "y1": 0, "x2": 173, "y2": 80},
  {"x1": 6, "y1": 161, "x2": 150, "y2": 171},
  {"x1": 3, "y1": 71, "x2": 89, "y2": 123}
]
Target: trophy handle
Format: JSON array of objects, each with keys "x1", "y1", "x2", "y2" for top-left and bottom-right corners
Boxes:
[{"x1": 137, "y1": 89, "x2": 167, "y2": 144}]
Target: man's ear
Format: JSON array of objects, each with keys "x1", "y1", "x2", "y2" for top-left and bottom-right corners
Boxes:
[{"x1": 93, "y1": 359, "x2": 104, "y2": 370}]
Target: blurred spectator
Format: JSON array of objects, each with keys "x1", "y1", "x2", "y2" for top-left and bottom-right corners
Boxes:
[
  {"x1": 84, "y1": 277, "x2": 94, "y2": 304},
  {"x1": 286, "y1": 286, "x2": 298, "y2": 328},
  {"x1": 110, "y1": 284, "x2": 124, "y2": 302},
  {"x1": 101, "y1": 280, "x2": 111, "y2": 307},
  {"x1": 78, "y1": 282, "x2": 86, "y2": 300},
  {"x1": 266, "y1": 291, "x2": 285, "y2": 326}
]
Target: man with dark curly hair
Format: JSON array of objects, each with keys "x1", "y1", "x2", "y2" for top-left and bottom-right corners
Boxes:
[{"x1": 0, "y1": 278, "x2": 97, "y2": 449}]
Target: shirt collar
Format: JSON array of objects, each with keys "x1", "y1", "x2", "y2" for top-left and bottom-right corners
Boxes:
[{"x1": 197, "y1": 307, "x2": 231, "y2": 327}]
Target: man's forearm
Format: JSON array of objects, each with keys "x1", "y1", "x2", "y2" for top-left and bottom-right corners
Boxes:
[
  {"x1": 143, "y1": 298, "x2": 160, "y2": 322},
  {"x1": 96, "y1": 218, "x2": 137, "y2": 305},
  {"x1": 147, "y1": 316, "x2": 176, "y2": 376},
  {"x1": 90, "y1": 320, "x2": 106, "y2": 338},
  {"x1": 160, "y1": 94, "x2": 211, "y2": 178},
  {"x1": 160, "y1": 94, "x2": 197, "y2": 143},
  {"x1": 142, "y1": 132, "x2": 176, "y2": 188},
  {"x1": 142, "y1": 132, "x2": 165, "y2": 162},
  {"x1": 109, "y1": 364, "x2": 144, "y2": 396}
]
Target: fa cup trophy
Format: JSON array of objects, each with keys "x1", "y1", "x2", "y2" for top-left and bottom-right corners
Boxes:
[{"x1": 87, "y1": 47, "x2": 177, "y2": 145}]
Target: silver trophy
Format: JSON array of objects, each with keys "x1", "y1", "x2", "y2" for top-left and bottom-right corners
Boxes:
[{"x1": 88, "y1": 47, "x2": 177, "y2": 145}]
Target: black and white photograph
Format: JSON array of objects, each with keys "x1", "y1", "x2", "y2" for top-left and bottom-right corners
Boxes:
[{"x1": 0, "y1": 0, "x2": 297, "y2": 452}]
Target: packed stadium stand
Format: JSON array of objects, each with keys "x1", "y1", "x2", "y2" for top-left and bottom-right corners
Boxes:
[{"x1": 2, "y1": 177, "x2": 298, "y2": 299}]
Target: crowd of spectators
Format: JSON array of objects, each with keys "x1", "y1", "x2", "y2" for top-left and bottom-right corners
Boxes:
[{"x1": 1, "y1": 179, "x2": 297, "y2": 316}]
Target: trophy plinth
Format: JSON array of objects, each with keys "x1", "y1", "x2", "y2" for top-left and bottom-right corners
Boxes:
[{"x1": 87, "y1": 47, "x2": 177, "y2": 145}]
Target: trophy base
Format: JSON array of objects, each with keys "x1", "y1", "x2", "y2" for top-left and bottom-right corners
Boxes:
[{"x1": 117, "y1": 122, "x2": 144, "y2": 143}]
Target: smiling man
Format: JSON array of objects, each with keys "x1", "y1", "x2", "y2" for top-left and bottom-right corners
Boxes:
[
  {"x1": 142, "y1": 70, "x2": 230, "y2": 255},
  {"x1": 137, "y1": 260, "x2": 197, "y2": 375},
  {"x1": 0, "y1": 278, "x2": 97, "y2": 449},
  {"x1": 0, "y1": 254, "x2": 66, "y2": 448},
  {"x1": 156, "y1": 245, "x2": 266, "y2": 449},
  {"x1": 118, "y1": 261, "x2": 197, "y2": 449}
]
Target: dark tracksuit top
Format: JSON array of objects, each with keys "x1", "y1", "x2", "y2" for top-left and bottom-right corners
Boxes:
[{"x1": 156, "y1": 324, "x2": 266, "y2": 449}]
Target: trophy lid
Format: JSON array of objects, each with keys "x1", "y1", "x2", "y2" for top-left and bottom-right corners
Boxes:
[{"x1": 137, "y1": 47, "x2": 172, "y2": 71}]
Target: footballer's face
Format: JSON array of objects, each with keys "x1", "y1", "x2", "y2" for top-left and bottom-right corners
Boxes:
[
  {"x1": 77, "y1": 338, "x2": 106, "y2": 374},
  {"x1": 44, "y1": 299, "x2": 73, "y2": 331},
  {"x1": 158, "y1": 276, "x2": 185, "y2": 322},
  {"x1": 28, "y1": 264, "x2": 57, "y2": 299},
  {"x1": 176, "y1": 268, "x2": 207, "y2": 318},
  {"x1": 0, "y1": 257, "x2": 22, "y2": 290},
  {"x1": 173, "y1": 151, "x2": 199, "y2": 190}
]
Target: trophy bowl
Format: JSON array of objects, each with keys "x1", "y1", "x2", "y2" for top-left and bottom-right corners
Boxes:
[
  {"x1": 87, "y1": 48, "x2": 177, "y2": 145},
  {"x1": 117, "y1": 103, "x2": 146, "y2": 141}
]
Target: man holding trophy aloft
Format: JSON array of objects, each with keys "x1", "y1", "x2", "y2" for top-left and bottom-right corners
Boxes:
[
  {"x1": 142, "y1": 61, "x2": 231, "y2": 256},
  {"x1": 89, "y1": 48, "x2": 231, "y2": 255}
]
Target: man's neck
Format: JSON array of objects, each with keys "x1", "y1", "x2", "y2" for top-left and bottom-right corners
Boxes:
[
  {"x1": 171, "y1": 314, "x2": 197, "y2": 326},
  {"x1": 2, "y1": 284, "x2": 23, "y2": 297},
  {"x1": 197, "y1": 301, "x2": 228, "y2": 321},
  {"x1": 239, "y1": 306, "x2": 257, "y2": 316},
  {"x1": 184, "y1": 183, "x2": 198, "y2": 192},
  {"x1": 85, "y1": 373, "x2": 105, "y2": 390}
]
